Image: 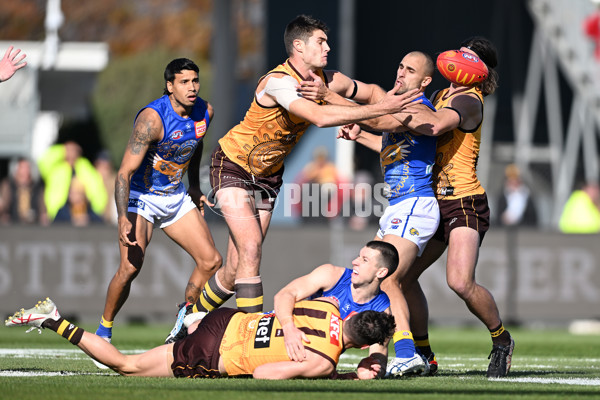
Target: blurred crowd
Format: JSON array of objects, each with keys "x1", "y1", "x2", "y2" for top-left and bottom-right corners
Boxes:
[{"x1": 0, "y1": 141, "x2": 117, "y2": 227}]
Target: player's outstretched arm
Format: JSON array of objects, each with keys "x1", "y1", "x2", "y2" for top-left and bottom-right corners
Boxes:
[{"x1": 253, "y1": 352, "x2": 334, "y2": 379}]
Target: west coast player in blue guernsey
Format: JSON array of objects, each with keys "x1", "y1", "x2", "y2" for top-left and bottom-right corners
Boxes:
[{"x1": 94, "y1": 59, "x2": 222, "y2": 367}]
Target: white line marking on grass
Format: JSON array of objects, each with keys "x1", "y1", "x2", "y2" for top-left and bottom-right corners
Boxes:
[
  {"x1": 0, "y1": 370, "x2": 110, "y2": 377},
  {"x1": 494, "y1": 377, "x2": 600, "y2": 386}
]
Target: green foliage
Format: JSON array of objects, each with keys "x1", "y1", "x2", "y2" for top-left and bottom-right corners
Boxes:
[{"x1": 91, "y1": 48, "x2": 212, "y2": 168}]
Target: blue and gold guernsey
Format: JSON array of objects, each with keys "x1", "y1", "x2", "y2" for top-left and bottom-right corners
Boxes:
[
  {"x1": 310, "y1": 269, "x2": 390, "y2": 320},
  {"x1": 381, "y1": 94, "x2": 437, "y2": 206},
  {"x1": 130, "y1": 95, "x2": 210, "y2": 196}
]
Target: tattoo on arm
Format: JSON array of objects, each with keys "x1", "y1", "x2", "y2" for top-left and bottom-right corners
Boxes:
[
  {"x1": 128, "y1": 119, "x2": 156, "y2": 155},
  {"x1": 115, "y1": 174, "x2": 130, "y2": 218}
]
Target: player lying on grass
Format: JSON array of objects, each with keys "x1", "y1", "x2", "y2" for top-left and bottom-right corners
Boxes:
[
  {"x1": 274, "y1": 240, "x2": 400, "y2": 378},
  {"x1": 5, "y1": 297, "x2": 394, "y2": 380}
]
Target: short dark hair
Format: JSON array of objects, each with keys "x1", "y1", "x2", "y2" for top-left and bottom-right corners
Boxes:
[
  {"x1": 345, "y1": 310, "x2": 396, "y2": 346},
  {"x1": 460, "y1": 36, "x2": 499, "y2": 96},
  {"x1": 283, "y1": 15, "x2": 329, "y2": 57},
  {"x1": 365, "y1": 241, "x2": 399, "y2": 279},
  {"x1": 163, "y1": 58, "x2": 199, "y2": 95}
]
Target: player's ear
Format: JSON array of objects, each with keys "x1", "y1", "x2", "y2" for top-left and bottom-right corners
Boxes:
[
  {"x1": 293, "y1": 39, "x2": 304, "y2": 53},
  {"x1": 166, "y1": 80, "x2": 174, "y2": 95},
  {"x1": 422, "y1": 76, "x2": 433, "y2": 88},
  {"x1": 376, "y1": 267, "x2": 389, "y2": 279}
]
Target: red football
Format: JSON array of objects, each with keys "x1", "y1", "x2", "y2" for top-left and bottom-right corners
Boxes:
[{"x1": 436, "y1": 50, "x2": 488, "y2": 87}]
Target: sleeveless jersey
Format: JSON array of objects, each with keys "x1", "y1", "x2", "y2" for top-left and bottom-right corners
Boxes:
[
  {"x1": 432, "y1": 87, "x2": 486, "y2": 200},
  {"x1": 130, "y1": 95, "x2": 210, "y2": 196},
  {"x1": 310, "y1": 268, "x2": 390, "y2": 320},
  {"x1": 220, "y1": 299, "x2": 343, "y2": 376},
  {"x1": 218, "y1": 60, "x2": 327, "y2": 177},
  {"x1": 381, "y1": 94, "x2": 437, "y2": 205}
]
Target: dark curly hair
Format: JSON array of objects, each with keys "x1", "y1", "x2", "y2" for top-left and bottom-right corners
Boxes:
[
  {"x1": 345, "y1": 310, "x2": 396, "y2": 346},
  {"x1": 460, "y1": 36, "x2": 499, "y2": 96}
]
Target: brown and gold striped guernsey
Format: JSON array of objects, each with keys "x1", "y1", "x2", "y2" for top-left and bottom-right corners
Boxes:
[
  {"x1": 218, "y1": 59, "x2": 327, "y2": 177},
  {"x1": 432, "y1": 87, "x2": 487, "y2": 200},
  {"x1": 220, "y1": 299, "x2": 343, "y2": 376}
]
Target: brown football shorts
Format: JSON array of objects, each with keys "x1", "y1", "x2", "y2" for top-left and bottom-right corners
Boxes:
[
  {"x1": 209, "y1": 145, "x2": 283, "y2": 212},
  {"x1": 433, "y1": 193, "x2": 490, "y2": 245}
]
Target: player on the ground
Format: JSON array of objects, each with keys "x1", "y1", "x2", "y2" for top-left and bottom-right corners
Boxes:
[
  {"x1": 274, "y1": 240, "x2": 397, "y2": 378},
  {"x1": 6, "y1": 297, "x2": 395, "y2": 380}
]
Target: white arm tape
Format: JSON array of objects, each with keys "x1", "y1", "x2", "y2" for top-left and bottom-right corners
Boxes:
[{"x1": 264, "y1": 75, "x2": 301, "y2": 111}]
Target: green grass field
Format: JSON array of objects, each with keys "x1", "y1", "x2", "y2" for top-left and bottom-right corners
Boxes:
[{"x1": 1, "y1": 323, "x2": 599, "y2": 400}]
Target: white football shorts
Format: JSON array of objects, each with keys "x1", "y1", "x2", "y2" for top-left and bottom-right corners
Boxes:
[
  {"x1": 128, "y1": 187, "x2": 197, "y2": 229},
  {"x1": 377, "y1": 196, "x2": 440, "y2": 256}
]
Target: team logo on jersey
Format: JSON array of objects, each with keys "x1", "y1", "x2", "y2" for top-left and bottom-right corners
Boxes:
[
  {"x1": 254, "y1": 315, "x2": 274, "y2": 348},
  {"x1": 195, "y1": 120, "x2": 207, "y2": 138},
  {"x1": 409, "y1": 227, "x2": 419, "y2": 236},
  {"x1": 128, "y1": 198, "x2": 145, "y2": 210},
  {"x1": 171, "y1": 130, "x2": 183, "y2": 140},
  {"x1": 329, "y1": 314, "x2": 340, "y2": 346}
]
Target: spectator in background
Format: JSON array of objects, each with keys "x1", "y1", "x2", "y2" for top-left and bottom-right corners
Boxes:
[
  {"x1": 94, "y1": 150, "x2": 118, "y2": 225},
  {"x1": 53, "y1": 176, "x2": 104, "y2": 226},
  {"x1": 583, "y1": 1, "x2": 600, "y2": 61},
  {"x1": 497, "y1": 164, "x2": 537, "y2": 227},
  {"x1": 295, "y1": 146, "x2": 343, "y2": 222},
  {"x1": 0, "y1": 46, "x2": 27, "y2": 82},
  {"x1": 559, "y1": 181, "x2": 600, "y2": 233},
  {"x1": 0, "y1": 157, "x2": 47, "y2": 225},
  {"x1": 37, "y1": 140, "x2": 107, "y2": 221}
]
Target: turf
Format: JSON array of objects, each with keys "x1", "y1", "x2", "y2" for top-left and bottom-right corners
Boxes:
[{"x1": 1, "y1": 324, "x2": 599, "y2": 400}]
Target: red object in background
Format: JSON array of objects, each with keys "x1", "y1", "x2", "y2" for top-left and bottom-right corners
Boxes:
[{"x1": 583, "y1": 11, "x2": 600, "y2": 60}]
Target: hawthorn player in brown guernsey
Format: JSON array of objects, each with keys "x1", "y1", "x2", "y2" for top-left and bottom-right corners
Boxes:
[
  {"x1": 390, "y1": 37, "x2": 515, "y2": 378},
  {"x1": 6, "y1": 298, "x2": 395, "y2": 380}
]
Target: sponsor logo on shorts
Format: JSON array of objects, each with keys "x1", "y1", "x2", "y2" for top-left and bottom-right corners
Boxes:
[
  {"x1": 128, "y1": 198, "x2": 145, "y2": 210},
  {"x1": 409, "y1": 227, "x2": 419, "y2": 236},
  {"x1": 391, "y1": 218, "x2": 402, "y2": 224},
  {"x1": 449, "y1": 217, "x2": 458, "y2": 226},
  {"x1": 254, "y1": 315, "x2": 274, "y2": 348},
  {"x1": 329, "y1": 314, "x2": 340, "y2": 346}
]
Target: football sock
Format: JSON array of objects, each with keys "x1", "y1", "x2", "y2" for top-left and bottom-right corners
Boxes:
[
  {"x1": 393, "y1": 330, "x2": 416, "y2": 358},
  {"x1": 194, "y1": 273, "x2": 234, "y2": 313},
  {"x1": 42, "y1": 318, "x2": 84, "y2": 345},
  {"x1": 490, "y1": 323, "x2": 511, "y2": 345},
  {"x1": 234, "y1": 276, "x2": 263, "y2": 313},
  {"x1": 414, "y1": 334, "x2": 433, "y2": 358},
  {"x1": 95, "y1": 316, "x2": 112, "y2": 338}
]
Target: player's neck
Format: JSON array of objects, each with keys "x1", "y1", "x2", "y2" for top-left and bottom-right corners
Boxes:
[
  {"x1": 287, "y1": 57, "x2": 319, "y2": 81},
  {"x1": 351, "y1": 282, "x2": 379, "y2": 304}
]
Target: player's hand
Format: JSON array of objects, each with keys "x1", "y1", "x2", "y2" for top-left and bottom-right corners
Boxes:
[
  {"x1": 337, "y1": 124, "x2": 361, "y2": 141},
  {"x1": 296, "y1": 70, "x2": 328, "y2": 101},
  {"x1": 356, "y1": 356, "x2": 382, "y2": 380},
  {"x1": 282, "y1": 322, "x2": 311, "y2": 362},
  {"x1": 188, "y1": 187, "x2": 214, "y2": 216},
  {"x1": 379, "y1": 86, "x2": 422, "y2": 114},
  {"x1": 118, "y1": 216, "x2": 137, "y2": 247},
  {"x1": 0, "y1": 46, "x2": 27, "y2": 82}
]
